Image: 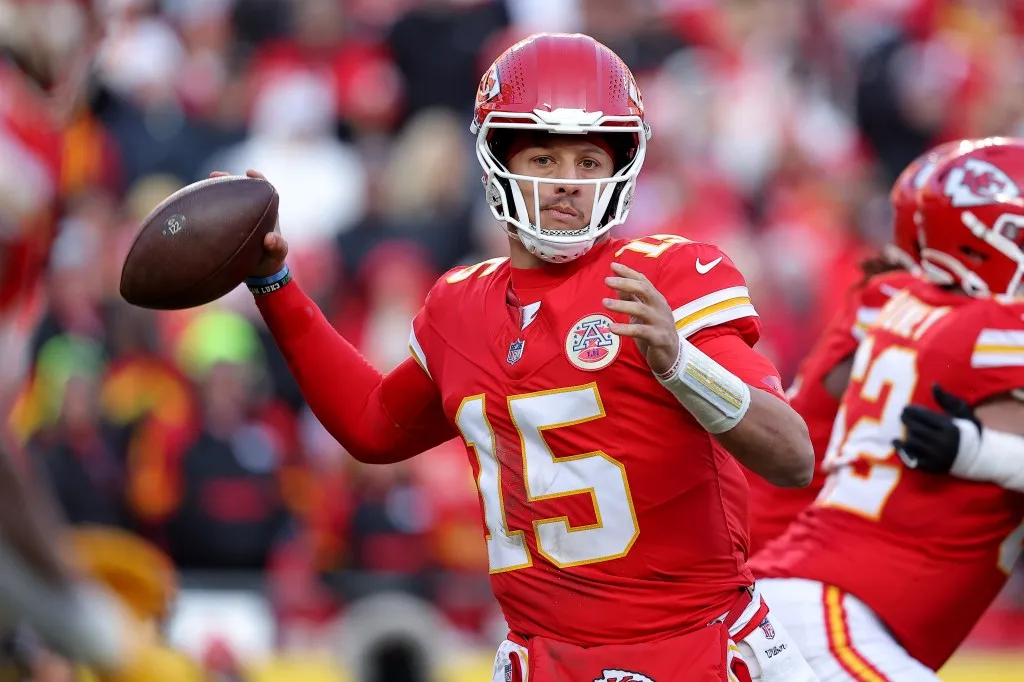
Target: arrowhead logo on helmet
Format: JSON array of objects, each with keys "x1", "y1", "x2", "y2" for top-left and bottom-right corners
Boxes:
[
  {"x1": 477, "y1": 64, "x2": 501, "y2": 106},
  {"x1": 917, "y1": 137, "x2": 1024, "y2": 297},
  {"x1": 944, "y1": 158, "x2": 1019, "y2": 207}
]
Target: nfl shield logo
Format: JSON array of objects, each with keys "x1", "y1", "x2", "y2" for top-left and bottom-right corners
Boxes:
[
  {"x1": 759, "y1": 617, "x2": 775, "y2": 640},
  {"x1": 507, "y1": 339, "x2": 525, "y2": 365}
]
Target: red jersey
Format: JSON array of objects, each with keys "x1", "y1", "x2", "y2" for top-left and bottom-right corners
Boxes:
[
  {"x1": 0, "y1": 62, "x2": 61, "y2": 317},
  {"x1": 751, "y1": 278, "x2": 1024, "y2": 670},
  {"x1": 410, "y1": 235, "x2": 769, "y2": 645},
  {"x1": 747, "y1": 270, "x2": 918, "y2": 554}
]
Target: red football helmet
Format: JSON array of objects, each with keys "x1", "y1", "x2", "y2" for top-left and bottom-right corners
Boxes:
[
  {"x1": 886, "y1": 140, "x2": 969, "y2": 270},
  {"x1": 471, "y1": 33, "x2": 651, "y2": 263},
  {"x1": 917, "y1": 137, "x2": 1024, "y2": 297}
]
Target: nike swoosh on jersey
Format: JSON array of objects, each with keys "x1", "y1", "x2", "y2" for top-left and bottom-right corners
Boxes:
[{"x1": 695, "y1": 257, "x2": 723, "y2": 274}]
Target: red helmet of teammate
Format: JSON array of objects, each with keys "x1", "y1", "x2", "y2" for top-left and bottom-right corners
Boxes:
[
  {"x1": 917, "y1": 137, "x2": 1024, "y2": 297},
  {"x1": 471, "y1": 32, "x2": 651, "y2": 262},
  {"x1": 885, "y1": 140, "x2": 970, "y2": 270}
]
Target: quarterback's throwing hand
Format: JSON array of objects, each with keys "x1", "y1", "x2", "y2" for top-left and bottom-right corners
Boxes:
[
  {"x1": 209, "y1": 169, "x2": 289, "y2": 278},
  {"x1": 603, "y1": 262, "x2": 679, "y2": 376}
]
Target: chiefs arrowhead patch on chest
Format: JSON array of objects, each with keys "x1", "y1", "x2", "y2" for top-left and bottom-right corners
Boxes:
[{"x1": 565, "y1": 313, "x2": 620, "y2": 371}]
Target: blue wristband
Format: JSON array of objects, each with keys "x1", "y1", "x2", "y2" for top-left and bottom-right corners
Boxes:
[
  {"x1": 247, "y1": 264, "x2": 291, "y2": 296},
  {"x1": 246, "y1": 264, "x2": 290, "y2": 287}
]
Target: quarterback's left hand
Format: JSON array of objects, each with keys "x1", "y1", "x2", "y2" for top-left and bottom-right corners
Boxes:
[
  {"x1": 604, "y1": 261, "x2": 679, "y2": 376},
  {"x1": 893, "y1": 384, "x2": 981, "y2": 474}
]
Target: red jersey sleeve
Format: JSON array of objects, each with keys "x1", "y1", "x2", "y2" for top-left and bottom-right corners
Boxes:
[
  {"x1": 614, "y1": 236, "x2": 782, "y2": 397},
  {"x1": 409, "y1": 281, "x2": 439, "y2": 382},
  {"x1": 637, "y1": 240, "x2": 761, "y2": 346},
  {"x1": 691, "y1": 329, "x2": 787, "y2": 400},
  {"x1": 408, "y1": 267, "x2": 461, "y2": 383},
  {"x1": 960, "y1": 303, "x2": 1024, "y2": 403},
  {"x1": 256, "y1": 281, "x2": 454, "y2": 463}
]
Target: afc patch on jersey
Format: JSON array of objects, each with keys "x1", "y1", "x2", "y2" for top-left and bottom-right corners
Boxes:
[
  {"x1": 595, "y1": 669, "x2": 656, "y2": 682},
  {"x1": 566, "y1": 313, "x2": 620, "y2": 371}
]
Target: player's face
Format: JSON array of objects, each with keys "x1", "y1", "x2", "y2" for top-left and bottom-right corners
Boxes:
[{"x1": 506, "y1": 134, "x2": 615, "y2": 233}]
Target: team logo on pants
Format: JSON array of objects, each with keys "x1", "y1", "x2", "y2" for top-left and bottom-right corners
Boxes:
[
  {"x1": 595, "y1": 670, "x2": 655, "y2": 682},
  {"x1": 566, "y1": 314, "x2": 620, "y2": 371}
]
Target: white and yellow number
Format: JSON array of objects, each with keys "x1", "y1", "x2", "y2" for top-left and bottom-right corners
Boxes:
[
  {"x1": 455, "y1": 383, "x2": 638, "y2": 573},
  {"x1": 615, "y1": 234, "x2": 692, "y2": 258},
  {"x1": 446, "y1": 257, "x2": 508, "y2": 284},
  {"x1": 819, "y1": 336, "x2": 918, "y2": 519},
  {"x1": 456, "y1": 395, "x2": 531, "y2": 572}
]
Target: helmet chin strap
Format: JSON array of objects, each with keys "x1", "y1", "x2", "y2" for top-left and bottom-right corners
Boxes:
[{"x1": 517, "y1": 230, "x2": 596, "y2": 263}]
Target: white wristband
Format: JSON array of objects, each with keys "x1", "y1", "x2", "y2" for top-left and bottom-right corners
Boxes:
[
  {"x1": 952, "y1": 420, "x2": 1024, "y2": 493},
  {"x1": 656, "y1": 338, "x2": 751, "y2": 434}
]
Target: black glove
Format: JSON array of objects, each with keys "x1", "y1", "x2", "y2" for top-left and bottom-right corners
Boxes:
[{"x1": 893, "y1": 384, "x2": 981, "y2": 474}]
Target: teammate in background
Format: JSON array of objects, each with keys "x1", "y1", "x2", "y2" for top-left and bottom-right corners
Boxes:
[
  {"x1": 231, "y1": 33, "x2": 816, "y2": 682},
  {"x1": 751, "y1": 138, "x2": 1024, "y2": 680},
  {"x1": 746, "y1": 141, "x2": 965, "y2": 555}
]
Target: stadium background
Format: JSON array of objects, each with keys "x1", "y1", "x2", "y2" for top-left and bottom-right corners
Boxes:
[{"x1": 1, "y1": 0, "x2": 1023, "y2": 679}]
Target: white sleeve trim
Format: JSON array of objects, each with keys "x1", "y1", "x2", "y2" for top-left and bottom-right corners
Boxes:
[
  {"x1": 951, "y1": 421, "x2": 1024, "y2": 494},
  {"x1": 408, "y1": 326, "x2": 431, "y2": 379},
  {"x1": 672, "y1": 286, "x2": 757, "y2": 339},
  {"x1": 972, "y1": 329, "x2": 1024, "y2": 368}
]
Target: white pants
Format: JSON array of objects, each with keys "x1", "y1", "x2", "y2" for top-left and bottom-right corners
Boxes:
[
  {"x1": 491, "y1": 588, "x2": 819, "y2": 682},
  {"x1": 756, "y1": 578, "x2": 939, "y2": 681}
]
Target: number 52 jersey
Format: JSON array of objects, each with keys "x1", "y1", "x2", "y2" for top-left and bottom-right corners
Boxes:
[
  {"x1": 409, "y1": 235, "x2": 774, "y2": 646},
  {"x1": 751, "y1": 277, "x2": 1024, "y2": 671}
]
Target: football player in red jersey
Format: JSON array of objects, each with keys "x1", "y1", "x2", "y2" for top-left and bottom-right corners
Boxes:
[
  {"x1": 746, "y1": 141, "x2": 967, "y2": 555},
  {"x1": 751, "y1": 137, "x2": 1024, "y2": 680},
  {"x1": 230, "y1": 33, "x2": 818, "y2": 682}
]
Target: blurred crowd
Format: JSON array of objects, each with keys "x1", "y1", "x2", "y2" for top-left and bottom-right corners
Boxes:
[{"x1": 2, "y1": 0, "x2": 1024, "y2": 668}]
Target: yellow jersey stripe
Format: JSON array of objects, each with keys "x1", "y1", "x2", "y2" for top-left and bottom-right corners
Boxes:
[
  {"x1": 974, "y1": 344, "x2": 1024, "y2": 354},
  {"x1": 675, "y1": 297, "x2": 751, "y2": 331},
  {"x1": 824, "y1": 587, "x2": 891, "y2": 682}
]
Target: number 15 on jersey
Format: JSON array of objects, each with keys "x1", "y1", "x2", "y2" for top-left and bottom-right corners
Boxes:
[{"x1": 455, "y1": 383, "x2": 640, "y2": 573}]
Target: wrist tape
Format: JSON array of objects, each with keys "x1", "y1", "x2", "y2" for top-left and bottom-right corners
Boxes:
[{"x1": 656, "y1": 338, "x2": 751, "y2": 434}]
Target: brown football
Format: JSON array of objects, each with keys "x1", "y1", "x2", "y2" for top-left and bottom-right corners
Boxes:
[{"x1": 120, "y1": 176, "x2": 279, "y2": 310}]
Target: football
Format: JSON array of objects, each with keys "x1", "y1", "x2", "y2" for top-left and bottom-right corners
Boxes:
[{"x1": 119, "y1": 175, "x2": 279, "y2": 310}]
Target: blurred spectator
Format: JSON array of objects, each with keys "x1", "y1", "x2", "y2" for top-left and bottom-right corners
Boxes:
[
  {"x1": 337, "y1": 108, "x2": 474, "y2": 281},
  {"x1": 386, "y1": 0, "x2": 509, "y2": 121},
  {"x1": 205, "y1": 70, "x2": 368, "y2": 255},
  {"x1": 26, "y1": 334, "x2": 131, "y2": 528},
  {"x1": 160, "y1": 310, "x2": 295, "y2": 571},
  {"x1": 248, "y1": 0, "x2": 404, "y2": 134}
]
